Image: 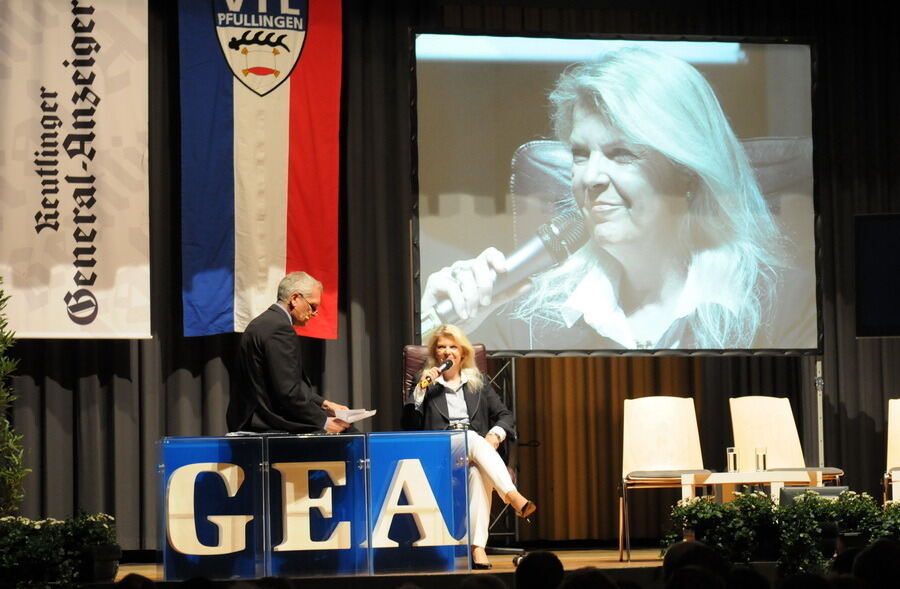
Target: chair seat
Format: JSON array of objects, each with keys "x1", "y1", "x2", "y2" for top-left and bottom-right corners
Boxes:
[
  {"x1": 767, "y1": 466, "x2": 843, "y2": 476},
  {"x1": 626, "y1": 469, "x2": 711, "y2": 480}
]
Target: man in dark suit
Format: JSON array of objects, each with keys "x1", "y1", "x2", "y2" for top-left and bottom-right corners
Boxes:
[{"x1": 227, "y1": 271, "x2": 349, "y2": 434}]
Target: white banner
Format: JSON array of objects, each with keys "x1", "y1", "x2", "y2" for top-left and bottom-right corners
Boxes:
[{"x1": 0, "y1": 0, "x2": 150, "y2": 338}]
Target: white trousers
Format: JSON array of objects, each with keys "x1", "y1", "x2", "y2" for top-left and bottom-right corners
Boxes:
[{"x1": 465, "y1": 430, "x2": 517, "y2": 548}]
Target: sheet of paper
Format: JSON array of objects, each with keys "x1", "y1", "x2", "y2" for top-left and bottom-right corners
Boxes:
[{"x1": 334, "y1": 409, "x2": 377, "y2": 424}]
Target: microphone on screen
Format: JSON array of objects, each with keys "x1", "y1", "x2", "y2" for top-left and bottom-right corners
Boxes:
[
  {"x1": 421, "y1": 208, "x2": 589, "y2": 337},
  {"x1": 419, "y1": 359, "x2": 454, "y2": 389}
]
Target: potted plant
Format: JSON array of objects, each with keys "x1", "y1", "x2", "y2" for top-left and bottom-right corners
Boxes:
[
  {"x1": 876, "y1": 501, "x2": 900, "y2": 541},
  {"x1": 727, "y1": 490, "x2": 780, "y2": 563},
  {"x1": 775, "y1": 489, "x2": 880, "y2": 576},
  {"x1": 0, "y1": 277, "x2": 28, "y2": 517},
  {"x1": 0, "y1": 279, "x2": 118, "y2": 586},
  {"x1": 829, "y1": 490, "x2": 881, "y2": 546},
  {"x1": 664, "y1": 489, "x2": 779, "y2": 564},
  {"x1": 0, "y1": 513, "x2": 118, "y2": 587},
  {"x1": 0, "y1": 516, "x2": 75, "y2": 587},
  {"x1": 65, "y1": 512, "x2": 121, "y2": 583},
  {"x1": 664, "y1": 488, "x2": 888, "y2": 577},
  {"x1": 777, "y1": 490, "x2": 833, "y2": 575},
  {"x1": 663, "y1": 495, "x2": 735, "y2": 561}
]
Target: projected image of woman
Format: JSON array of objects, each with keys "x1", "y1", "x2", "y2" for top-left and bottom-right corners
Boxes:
[{"x1": 421, "y1": 47, "x2": 788, "y2": 349}]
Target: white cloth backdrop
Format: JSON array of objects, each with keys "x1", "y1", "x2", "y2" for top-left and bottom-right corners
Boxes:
[{"x1": 0, "y1": 0, "x2": 149, "y2": 338}]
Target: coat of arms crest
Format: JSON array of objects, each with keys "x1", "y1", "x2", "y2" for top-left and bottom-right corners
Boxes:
[{"x1": 213, "y1": 0, "x2": 308, "y2": 96}]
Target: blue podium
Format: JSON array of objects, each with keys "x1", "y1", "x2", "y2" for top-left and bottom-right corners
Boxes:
[{"x1": 158, "y1": 432, "x2": 469, "y2": 581}]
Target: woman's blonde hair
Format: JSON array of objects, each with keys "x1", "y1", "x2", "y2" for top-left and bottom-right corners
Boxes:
[{"x1": 424, "y1": 324, "x2": 483, "y2": 391}]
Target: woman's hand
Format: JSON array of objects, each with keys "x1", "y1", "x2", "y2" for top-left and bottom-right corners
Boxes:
[
  {"x1": 420, "y1": 247, "x2": 510, "y2": 332},
  {"x1": 484, "y1": 432, "x2": 501, "y2": 449},
  {"x1": 420, "y1": 366, "x2": 442, "y2": 386}
]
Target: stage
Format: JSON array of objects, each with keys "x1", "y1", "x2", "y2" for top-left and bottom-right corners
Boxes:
[{"x1": 102, "y1": 548, "x2": 665, "y2": 587}]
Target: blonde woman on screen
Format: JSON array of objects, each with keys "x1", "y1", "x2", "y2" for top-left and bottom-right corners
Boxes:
[{"x1": 421, "y1": 48, "x2": 786, "y2": 350}]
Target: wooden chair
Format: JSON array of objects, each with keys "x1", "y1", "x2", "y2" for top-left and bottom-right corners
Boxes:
[
  {"x1": 619, "y1": 396, "x2": 709, "y2": 561},
  {"x1": 729, "y1": 396, "x2": 843, "y2": 482},
  {"x1": 884, "y1": 399, "x2": 900, "y2": 503}
]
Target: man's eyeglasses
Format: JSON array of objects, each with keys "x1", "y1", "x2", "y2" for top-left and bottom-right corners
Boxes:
[{"x1": 297, "y1": 292, "x2": 318, "y2": 317}]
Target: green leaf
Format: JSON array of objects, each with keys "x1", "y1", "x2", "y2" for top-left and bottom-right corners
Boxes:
[{"x1": 0, "y1": 276, "x2": 26, "y2": 517}]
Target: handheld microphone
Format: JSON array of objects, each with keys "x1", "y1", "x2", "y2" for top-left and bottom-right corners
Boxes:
[
  {"x1": 418, "y1": 359, "x2": 454, "y2": 389},
  {"x1": 421, "y1": 209, "x2": 588, "y2": 336}
]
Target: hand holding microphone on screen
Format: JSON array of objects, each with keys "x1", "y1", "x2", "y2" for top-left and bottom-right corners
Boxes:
[
  {"x1": 420, "y1": 209, "x2": 589, "y2": 338},
  {"x1": 420, "y1": 247, "x2": 512, "y2": 336}
]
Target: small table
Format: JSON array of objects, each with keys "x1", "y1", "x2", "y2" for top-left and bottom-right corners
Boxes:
[{"x1": 681, "y1": 470, "x2": 824, "y2": 503}]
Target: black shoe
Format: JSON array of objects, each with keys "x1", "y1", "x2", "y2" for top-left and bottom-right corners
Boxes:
[{"x1": 515, "y1": 501, "x2": 537, "y2": 520}]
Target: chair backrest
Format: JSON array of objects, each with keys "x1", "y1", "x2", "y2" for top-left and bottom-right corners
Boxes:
[
  {"x1": 887, "y1": 399, "x2": 900, "y2": 472},
  {"x1": 729, "y1": 396, "x2": 806, "y2": 471},
  {"x1": 401, "y1": 343, "x2": 487, "y2": 400},
  {"x1": 621, "y1": 396, "x2": 705, "y2": 478}
]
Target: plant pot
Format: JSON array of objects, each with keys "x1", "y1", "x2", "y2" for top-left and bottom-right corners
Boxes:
[
  {"x1": 818, "y1": 521, "x2": 839, "y2": 559},
  {"x1": 752, "y1": 523, "x2": 781, "y2": 561},
  {"x1": 837, "y1": 531, "x2": 866, "y2": 552},
  {"x1": 747, "y1": 561, "x2": 779, "y2": 587},
  {"x1": 78, "y1": 543, "x2": 122, "y2": 583}
]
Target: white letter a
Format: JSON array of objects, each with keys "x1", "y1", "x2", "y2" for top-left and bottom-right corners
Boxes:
[{"x1": 371, "y1": 459, "x2": 464, "y2": 548}]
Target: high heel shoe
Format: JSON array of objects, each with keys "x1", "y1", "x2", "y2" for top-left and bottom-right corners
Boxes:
[
  {"x1": 515, "y1": 501, "x2": 537, "y2": 520},
  {"x1": 471, "y1": 547, "x2": 492, "y2": 569}
]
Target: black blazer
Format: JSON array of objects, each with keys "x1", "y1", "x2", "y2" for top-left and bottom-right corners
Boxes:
[
  {"x1": 401, "y1": 374, "x2": 515, "y2": 440},
  {"x1": 226, "y1": 304, "x2": 327, "y2": 433}
]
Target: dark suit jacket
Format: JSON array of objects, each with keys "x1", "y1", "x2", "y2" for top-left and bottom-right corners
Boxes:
[
  {"x1": 401, "y1": 374, "x2": 515, "y2": 440},
  {"x1": 226, "y1": 304, "x2": 327, "y2": 433}
]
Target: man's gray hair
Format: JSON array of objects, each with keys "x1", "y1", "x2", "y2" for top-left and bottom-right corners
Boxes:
[{"x1": 276, "y1": 271, "x2": 323, "y2": 303}]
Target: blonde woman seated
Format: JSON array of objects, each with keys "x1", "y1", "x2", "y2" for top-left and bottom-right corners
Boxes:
[{"x1": 402, "y1": 324, "x2": 536, "y2": 569}]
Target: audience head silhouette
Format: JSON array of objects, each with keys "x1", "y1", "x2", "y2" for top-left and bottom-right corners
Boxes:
[
  {"x1": 460, "y1": 573, "x2": 510, "y2": 589},
  {"x1": 515, "y1": 551, "x2": 564, "y2": 589},
  {"x1": 662, "y1": 540, "x2": 730, "y2": 582},
  {"x1": 665, "y1": 565, "x2": 726, "y2": 589},
  {"x1": 775, "y1": 572, "x2": 830, "y2": 589},
  {"x1": 851, "y1": 537, "x2": 900, "y2": 588},
  {"x1": 557, "y1": 566, "x2": 619, "y2": 589}
]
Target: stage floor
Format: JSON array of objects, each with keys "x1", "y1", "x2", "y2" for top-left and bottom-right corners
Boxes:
[{"x1": 117, "y1": 548, "x2": 663, "y2": 583}]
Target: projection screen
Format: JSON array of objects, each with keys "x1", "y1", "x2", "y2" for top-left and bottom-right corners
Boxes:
[{"x1": 414, "y1": 35, "x2": 817, "y2": 353}]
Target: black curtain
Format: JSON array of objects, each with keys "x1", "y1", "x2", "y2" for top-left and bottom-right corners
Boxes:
[{"x1": 8, "y1": 0, "x2": 900, "y2": 550}]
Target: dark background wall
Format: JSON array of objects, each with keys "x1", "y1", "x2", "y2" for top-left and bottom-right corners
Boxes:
[{"x1": 7, "y1": 0, "x2": 900, "y2": 550}]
